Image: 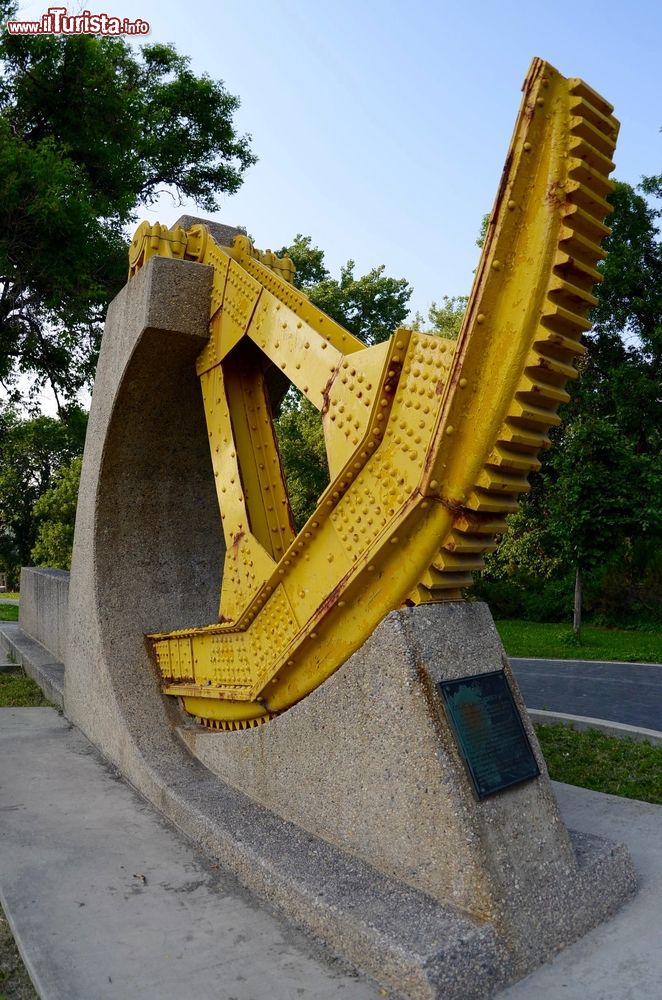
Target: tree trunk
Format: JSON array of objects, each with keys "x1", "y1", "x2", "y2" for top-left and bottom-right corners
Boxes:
[{"x1": 573, "y1": 564, "x2": 583, "y2": 637}]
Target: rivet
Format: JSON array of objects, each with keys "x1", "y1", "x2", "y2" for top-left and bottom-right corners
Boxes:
[
  {"x1": 321, "y1": 342, "x2": 327, "y2": 350},
  {"x1": 459, "y1": 377, "x2": 468, "y2": 388},
  {"x1": 507, "y1": 200, "x2": 516, "y2": 211},
  {"x1": 446, "y1": 425, "x2": 455, "y2": 435},
  {"x1": 523, "y1": 142, "x2": 532, "y2": 152},
  {"x1": 476, "y1": 314, "x2": 486, "y2": 324},
  {"x1": 391, "y1": 537, "x2": 399, "y2": 544},
  {"x1": 430, "y1": 479, "x2": 438, "y2": 489},
  {"x1": 492, "y1": 260, "x2": 502, "y2": 271},
  {"x1": 536, "y1": 97, "x2": 544, "y2": 107},
  {"x1": 421, "y1": 501, "x2": 429, "y2": 509},
  {"x1": 396, "y1": 341, "x2": 404, "y2": 349},
  {"x1": 367, "y1": 565, "x2": 375, "y2": 572}
]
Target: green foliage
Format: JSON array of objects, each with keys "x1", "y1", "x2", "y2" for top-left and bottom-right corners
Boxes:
[
  {"x1": 0, "y1": 406, "x2": 86, "y2": 584},
  {"x1": 274, "y1": 389, "x2": 329, "y2": 531},
  {"x1": 280, "y1": 234, "x2": 329, "y2": 290},
  {"x1": 278, "y1": 236, "x2": 412, "y2": 346},
  {"x1": 546, "y1": 418, "x2": 659, "y2": 573},
  {"x1": 411, "y1": 295, "x2": 467, "y2": 340},
  {"x1": 31, "y1": 456, "x2": 82, "y2": 569},
  {"x1": 0, "y1": 2, "x2": 255, "y2": 407},
  {"x1": 482, "y1": 507, "x2": 562, "y2": 581},
  {"x1": 0, "y1": 603, "x2": 18, "y2": 621},
  {"x1": 535, "y1": 724, "x2": 662, "y2": 805}
]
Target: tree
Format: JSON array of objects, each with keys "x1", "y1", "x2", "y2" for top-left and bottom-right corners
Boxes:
[
  {"x1": 0, "y1": 406, "x2": 87, "y2": 585},
  {"x1": 31, "y1": 455, "x2": 82, "y2": 569},
  {"x1": 412, "y1": 295, "x2": 467, "y2": 340},
  {"x1": 0, "y1": 1, "x2": 255, "y2": 409},
  {"x1": 278, "y1": 236, "x2": 412, "y2": 345},
  {"x1": 545, "y1": 420, "x2": 660, "y2": 634},
  {"x1": 274, "y1": 396, "x2": 328, "y2": 531}
]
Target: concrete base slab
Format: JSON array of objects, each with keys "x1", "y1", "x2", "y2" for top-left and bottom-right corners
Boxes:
[{"x1": 1, "y1": 708, "x2": 660, "y2": 1000}]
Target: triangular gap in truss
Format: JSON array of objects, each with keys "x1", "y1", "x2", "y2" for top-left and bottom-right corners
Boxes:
[{"x1": 222, "y1": 339, "x2": 330, "y2": 548}]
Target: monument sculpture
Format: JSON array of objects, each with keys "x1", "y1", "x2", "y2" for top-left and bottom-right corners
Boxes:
[
  {"x1": 29, "y1": 57, "x2": 635, "y2": 999},
  {"x1": 122, "y1": 57, "x2": 620, "y2": 731}
]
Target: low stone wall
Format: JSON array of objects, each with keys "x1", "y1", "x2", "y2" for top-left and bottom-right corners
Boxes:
[{"x1": 19, "y1": 567, "x2": 70, "y2": 663}]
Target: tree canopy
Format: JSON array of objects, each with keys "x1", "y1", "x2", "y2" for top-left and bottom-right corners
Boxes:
[
  {"x1": 278, "y1": 234, "x2": 412, "y2": 345},
  {"x1": 0, "y1": 407, "x2": 87, "y2": 585},
  {"x1": 0, "y1": 1, "x2": 255, "y2": 409}
]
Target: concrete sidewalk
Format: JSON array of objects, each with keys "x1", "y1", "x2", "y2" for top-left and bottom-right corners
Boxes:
[
  {"x1": 1, "y1": 707, "x2": 661, "y2": 1000},
  {"x1": 0, "y1": 709, "x2": 380, "y2": 1000}
]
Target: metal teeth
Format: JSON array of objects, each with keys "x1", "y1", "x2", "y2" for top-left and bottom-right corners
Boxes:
[
  {"x1": 198, "y1": 711, "x2": 278, "y2": 732},
  {"x1": 412, "y1": 74, "x2": 617, "y2": 606}
]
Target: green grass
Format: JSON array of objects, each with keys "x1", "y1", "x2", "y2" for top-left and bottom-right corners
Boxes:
[
  {"x1": 0, "y1": 904, "x2": 38, "y2": 1000},
  {"x1": 496, "y1": 619, "x2": 662, "y2": 662},
  {"x1": 0, "y1": 604, "x2": 18, "y2": 622},
  {"x1": 0, "y1": 592, "x2": 19, "y2": 601},
  {"x1": 0, "y1": 670, "x2": 51, "y2": 707},
  {"x1": 535, "y1": 724, "x2": 662, "y2": 804}
]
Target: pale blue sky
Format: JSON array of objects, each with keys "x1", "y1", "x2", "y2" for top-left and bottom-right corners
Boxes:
[{"x1": 13, "y1": 0, "x2": 662, "y2": 320}]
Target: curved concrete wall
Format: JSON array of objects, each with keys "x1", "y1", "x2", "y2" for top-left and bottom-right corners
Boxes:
[{"x1": 65, "y1": 256, "x2": 223, "y2": 780}]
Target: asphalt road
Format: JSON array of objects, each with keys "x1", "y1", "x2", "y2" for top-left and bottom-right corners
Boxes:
[{"x1": 511, "y1": 657, "x2": 662, "y2": 732}]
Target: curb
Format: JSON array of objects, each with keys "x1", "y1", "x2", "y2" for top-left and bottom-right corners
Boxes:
[
  {"x1": 528, "y1": 708, "x2": 662, "y2": 747},
  {"x1": 511, "y1": 656, "x2": 662, "y2": 669}
]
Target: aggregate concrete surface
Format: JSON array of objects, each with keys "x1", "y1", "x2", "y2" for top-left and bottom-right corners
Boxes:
[
  {"x1": 2, "y1": 708, "x2": 661, "y2": 1000},
  {"x1": 0, "y1": 709, "x2": 381, "y2": 1000}
]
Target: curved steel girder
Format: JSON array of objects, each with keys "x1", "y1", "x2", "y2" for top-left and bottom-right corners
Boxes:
[{"x1": 128, "y1": 58, "x2": 618, "y2": 728}]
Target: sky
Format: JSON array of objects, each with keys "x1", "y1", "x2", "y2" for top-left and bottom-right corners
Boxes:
[{"x1": 9, "y1": 0, "x2": 662, "y2": 409}]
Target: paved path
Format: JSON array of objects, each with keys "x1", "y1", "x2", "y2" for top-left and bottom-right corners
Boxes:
[
  {"x1": 2, "y1": 707, "x2": 662, "y2": 1000},
  {"x1": 0, "y1": 709, "x2": 379, "y2": 1000},
  {"x1": 499, "y1": 782, "x2": 662, "y2": 1000},
  {"x1": 511, "y1": 657, "x2": 662, "y2": 731}
]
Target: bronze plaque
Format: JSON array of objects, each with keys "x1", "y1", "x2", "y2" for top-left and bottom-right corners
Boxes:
[{"x1": 438, "y1": 670, "x2": 540, "y2": 800}]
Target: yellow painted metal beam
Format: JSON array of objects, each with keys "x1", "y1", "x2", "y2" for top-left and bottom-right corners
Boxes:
[{"x1": 127, "y1": 58, "x2": 618, "y2": 730}]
